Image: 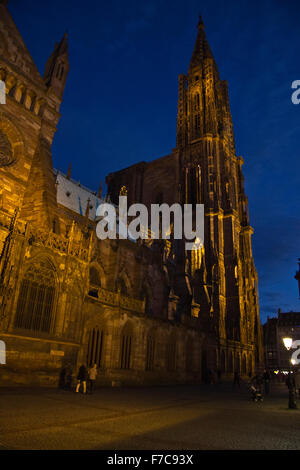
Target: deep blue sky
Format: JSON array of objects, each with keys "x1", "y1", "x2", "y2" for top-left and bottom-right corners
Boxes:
[{"x1": 8, "y1": 0, "x2": 300, "y2": 323}]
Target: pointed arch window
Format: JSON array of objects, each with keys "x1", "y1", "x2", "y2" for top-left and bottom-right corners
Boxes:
[
  {"x1": 120, "y1": 323, "x2": 133, "y2": 369},
  {"x1": 87, "y1": 327, "x2": 104, "y2": 367},
  {"x1": 146, "y1": 333, "x2": 155, "y2": 371},
  {"x1": 59, "y1": 65, "x2": 64, "y2": 80},
  {"x1": 14, "y1": 260, "x2": 56, "y2": 333},
  {"x1": 56, "y1": 63, "x2": 65, "y2": 81}
]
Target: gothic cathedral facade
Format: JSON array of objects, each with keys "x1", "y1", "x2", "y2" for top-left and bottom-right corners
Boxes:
[{"x1": 0, "y1": 3, "x2": 263, "y2": 386}]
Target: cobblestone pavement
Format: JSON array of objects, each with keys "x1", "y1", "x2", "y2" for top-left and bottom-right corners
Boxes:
[{"x1": 0, "y1": 382, "x2": 299, "y2": 450}]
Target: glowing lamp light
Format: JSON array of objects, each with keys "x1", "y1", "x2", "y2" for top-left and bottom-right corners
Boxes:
[
  {"x1": 274, "y1": 370, "x2": 279, "y2": 375},
  {"x1": 291, "y1": 358, "x2": 296, "y2": 366},
  {"x1": 283, "y1": 337, "x2": 293, "y2": 350}
]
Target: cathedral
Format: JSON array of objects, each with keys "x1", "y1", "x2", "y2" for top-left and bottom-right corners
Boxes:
[{"x1": 0, "y1": 2, "x2": 263, "y2": 386}]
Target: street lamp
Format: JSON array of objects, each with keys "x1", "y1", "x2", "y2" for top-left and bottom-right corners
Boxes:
[
  {"x1": 283, "y1": 337, "x2": 293, "y2": 350},
  {"x1": 282, "y1": 337, "x2": 297, "y2": 409}
]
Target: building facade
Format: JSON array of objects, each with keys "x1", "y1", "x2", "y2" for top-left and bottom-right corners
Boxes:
[
  {"x1": 264, "y1": 311, "x2": 300, "y2": 371},
  {"x1": 0, "y1": 3, "x2": 263, "y2": 387}
]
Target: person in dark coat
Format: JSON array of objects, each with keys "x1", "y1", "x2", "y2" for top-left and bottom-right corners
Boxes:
[
  {"x1": 76, "y1": 364, "x2": 88, "y2": 394},
  {"x1": 286, "y1": 372, "x2": 296, "y2": 391},
  {"x1": 285, "y1": 371, "x2": 297, "y2": 409},
  {"x1": 88, "y1": 364, "x2": 98, "y2": 394}
]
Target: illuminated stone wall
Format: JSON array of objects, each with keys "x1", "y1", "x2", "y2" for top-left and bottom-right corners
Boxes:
[{"x1": 0, "y1": 5, "x2": 262, "y2": 386}]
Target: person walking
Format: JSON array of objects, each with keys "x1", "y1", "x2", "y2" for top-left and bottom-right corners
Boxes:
[
  {"x1": 263, "y1": 369, "x2": 271, "y2": 395},
  {"x1": 88, "y1": 364, "x2": 98, "y2": 394},
  {"x1": 76, "y1": 364, "x2": 88, "y2": 394},
  {"x1": 250, "y1": 373, "x2": 264, "y2": 401},
  {"x1": 286, "y1": 371, "x2": 297, "y2": 409}
]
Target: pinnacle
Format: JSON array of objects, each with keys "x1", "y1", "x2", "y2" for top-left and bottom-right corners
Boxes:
[
  {"x1": 198, "y1": 14, "x2": 204, "y2": 29},
  {"x1": 189, "y1": 15, "x2": 214, "y2": 72}
]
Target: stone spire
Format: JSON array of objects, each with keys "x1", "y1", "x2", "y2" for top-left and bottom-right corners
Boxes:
[
  {"x1": 189, "y1": 15, "x2": 214, "y2": 73},
  {"x1": 44, "y1": 32, "x2": 69, "y2": 100}
]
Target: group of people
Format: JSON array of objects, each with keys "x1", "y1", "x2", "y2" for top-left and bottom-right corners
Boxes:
[
  {"x1": 234, "y1": 368, "x2": 300, "y2": 399},
  {"x1": 59, "y1": 364, "x2": 300, "y2": 398},
  {"x1": 232, "y1": 369, "x2": 271, "y2": 396},
  {"x1": 59, "y1": 363, "x2": 98, "y2": 394}
]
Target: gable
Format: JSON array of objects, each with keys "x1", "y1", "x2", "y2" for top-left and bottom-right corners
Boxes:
[{"x1": 0, "y1": 5, "x2": 45, "y2": 88}]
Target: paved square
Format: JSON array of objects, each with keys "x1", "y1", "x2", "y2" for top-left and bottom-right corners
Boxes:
[{"x1": 0, "y1": 382, "x2": 299, "y2": 450}]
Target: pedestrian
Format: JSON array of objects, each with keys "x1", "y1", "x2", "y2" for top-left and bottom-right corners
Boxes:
[
  {"x1": 88, "y1": 363, "x2": 98, "y2": 394},
  {"x1": 76, "y1": 364, "x2": 88, "y2": 394},
  {"x1": 233, "y1": 369, "x2": 240, "y2": 389},
  {"x1": 250, "y1": 373, "x2": 264, "y2": 401},
  {"x1": 294, "y1": 369, "x2": 300, "y2": 397},
  {"x1": 263, "y1": 369, "x2": 271, "y2": 395},
  {"x1": 285, "y1": 371, "x2": 297, "y2": 409},
  {"x1": 217, "y1": 369, "x2": 222, "y2": 384},
  {"x1": 285, "y1": 371, "x2": 296, "y2": 391},
  {"x1": 251, "y1": 373, "x2": 263, "y2": 389}
]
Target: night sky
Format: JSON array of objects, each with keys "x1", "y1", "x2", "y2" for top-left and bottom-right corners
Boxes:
[{"x1": 7, "y1": 0, "x2": 300, "y2": 323}]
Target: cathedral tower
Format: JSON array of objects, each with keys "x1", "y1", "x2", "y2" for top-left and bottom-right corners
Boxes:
[
  {"x1": 176, "y1": 16, "x2": 262, "y2": 364},
  {"x1": 103, "y1": 15, "x2": 264, "y2": 372},
  {"x1": 0, "y1": 2, "x2": 69, "y2": 230}
]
